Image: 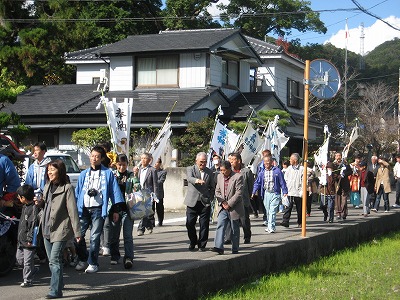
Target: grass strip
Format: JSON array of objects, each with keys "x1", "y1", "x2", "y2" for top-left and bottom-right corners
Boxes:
[{"x1": 204, "y1": 231, "x2": 400, "y2": 300}]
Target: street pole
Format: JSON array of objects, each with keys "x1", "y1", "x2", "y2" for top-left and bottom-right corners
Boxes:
[{"x1": 301, "y1": 60, "x2": 310, "y2": 238}]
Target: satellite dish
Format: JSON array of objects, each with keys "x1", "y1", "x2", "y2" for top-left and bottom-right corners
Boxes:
[{"x1": 309, "y1": 59, "x2": 341, "y2": 99}]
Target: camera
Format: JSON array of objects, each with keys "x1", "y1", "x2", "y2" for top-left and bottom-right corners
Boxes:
[{"x1": 87, "y1": 188, "x2": 98, "y2": 197}]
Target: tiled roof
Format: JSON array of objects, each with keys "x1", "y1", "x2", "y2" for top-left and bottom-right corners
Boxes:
[
  {"x1": 222, "y1": 92, "x2": 286, "y2": 119},
  {"x1": 245, "y1": 36, "x2": 282, "y2": 55},
  {"x1": 97, "y1": 28, "x2": 242, "y2": 55},
  {"x1": 6, "y1": 84, "x2": 100, "y2": 115},
  {"x1": 64, "y1": 45, "x2": 108, "y2": 60},
  {"x1": 10, "y1": 85, "x2": 222, "y2": 116}
]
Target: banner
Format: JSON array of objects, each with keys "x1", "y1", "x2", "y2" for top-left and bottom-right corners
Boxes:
[
  {"x1": 148, "y1": 117, "x2": 172, "y2": 163},
  {"x1": 207, "y1": 120, "x2": 238, "y2": 167},
  {"x1": 236, "y1": 124, "x2": 263, "y2": 166},
  {"x1": 314, "y1": 125, "x2": 331, "y2": 169},
  {"x1": 101, "y1": 97, "x2": 133, "y2": 155},
  {"x1": 262, "y1": 116, "x2": 289, "y2": 164},
  {"x1": 342, "y1": 124, "x2": 359, "y2": 160}
]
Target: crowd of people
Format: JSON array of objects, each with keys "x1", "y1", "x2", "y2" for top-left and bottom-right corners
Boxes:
[{"x1": 0, "y1": 141, "x2": 398, "y2": 298}]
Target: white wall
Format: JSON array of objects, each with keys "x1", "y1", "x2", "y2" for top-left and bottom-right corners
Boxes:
[
  {"x1": 239, "y1": 61, "x2": 250, "y2": 92},
  {"x1": 209, "y1": 54, "x2": 222, "y2": 87},
  {"x1": 179, "y1": 53, "x2": 206, "y2": 88},
  {"x1": 109, "y1": 56, "x2": 134, "y2": 91},
  {"x1": 76, "y1": 64, "x2": 108, "y2": 84},
  {"x1": 273, "y1": 60, "x2": 303, "y2": 103}
]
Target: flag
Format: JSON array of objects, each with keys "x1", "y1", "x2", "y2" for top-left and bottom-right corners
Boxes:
[
  {"x1": 342, "y1": 124, "x2": 359, "y2": 160},
  {"x1": 262, "y1": 116, "x2": 289, "y2": 164},
  {"x1": 207, "y1": 120, "x2": 238, "y2": 167},
  {"x1": 236, "y1": 124, "x2": 263, "y2": 166},
  {"x1": 148, "y1": 117, "x2": 172, "y2": 163},
  {"x1": 104, "y1": 97, "x2": 133, "y2": 155},
  {"x1": 314, "y1": 126, "x2": 331, "y2": 169}
]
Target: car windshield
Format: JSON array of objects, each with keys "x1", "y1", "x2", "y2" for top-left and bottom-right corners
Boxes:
[{"x1": 47, "y1": 155, "x2": 81, "y2": 173}]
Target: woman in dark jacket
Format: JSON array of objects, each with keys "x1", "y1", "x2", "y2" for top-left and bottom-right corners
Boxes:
[{"x1": 41, "y1": 160, "x2": 81, "y2": 299}]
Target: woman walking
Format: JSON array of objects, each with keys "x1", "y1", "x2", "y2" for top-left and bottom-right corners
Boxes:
[{"x1": 41, "y1": 160, "x2": 81, "y2": 299}]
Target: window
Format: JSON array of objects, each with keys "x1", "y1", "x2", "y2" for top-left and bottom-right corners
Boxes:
[
  {"x1": 137, "y1": 55, "x2": 178, "y2": 87},
  {"x1": 92, "y1": 77, "x2": 101, "y2": 84},
  {"x1": 287, "y1": 78, "x2": 304, "y2": 108},
  {"x1": 221, "y1": 59, "x2": 239, "y2": 87}
]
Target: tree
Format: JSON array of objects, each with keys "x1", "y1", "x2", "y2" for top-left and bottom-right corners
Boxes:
[
  {"x1": 219, "y1": 0, "x2": 326, "y2": 39},
  {"x1": 171, "y1": 117, "x2": 214, "y2": 166},
  {"x1": 71, "y1": 127, "x2": 111, "y2": 155},
  {"x1": 350, "y1": 82, "x2": 398, "y2": 158},
  {"x1": 163, "y1": 0, "x2": 221, "y2": 30},
  {"x1": 228, "y1": 109, "x2": 290, "y2": 134}
]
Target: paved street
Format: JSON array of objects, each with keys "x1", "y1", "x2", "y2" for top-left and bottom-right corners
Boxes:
[{"x1": 1, "y1": 201, "x2": 399, "y2": 300}]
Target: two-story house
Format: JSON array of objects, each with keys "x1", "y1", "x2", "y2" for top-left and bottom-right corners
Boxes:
[{"x1": 8, "y1": 28, "x2": 320, "y2": 164}]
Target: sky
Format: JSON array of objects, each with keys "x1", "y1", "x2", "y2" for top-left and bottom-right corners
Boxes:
[{"x1": 208, "y1": 0, "x2": 400, "y2": 55}]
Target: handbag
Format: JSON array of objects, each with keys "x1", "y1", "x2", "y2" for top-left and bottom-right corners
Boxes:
[{"x1": 126, "y1": 188, "x2": 154, "y2": 221}]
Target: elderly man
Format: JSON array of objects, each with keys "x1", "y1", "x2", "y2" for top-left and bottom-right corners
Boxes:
[
  {"x1": 212, "y1": 160, "x2": 244, "y2": 254},
  {"x1": 280, "y1": 153, "x2": 303, "y2": 228},
  {"x1": 184, "y1": 152, "x2": 215, "y2": 251}
]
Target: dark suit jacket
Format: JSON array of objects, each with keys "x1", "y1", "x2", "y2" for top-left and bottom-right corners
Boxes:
[
  {"x1": 156, "y1": 169, "x2": 167, "y2": 199},
  {"x1": 139, "y1": 165, "x2": 159, "y2": 196},
  {"x1": 184, "y1": 165, "x2": 215, "y2": 207},
  {"x1": 215, "y1": 172, "x2": 244, "y2": 220}
]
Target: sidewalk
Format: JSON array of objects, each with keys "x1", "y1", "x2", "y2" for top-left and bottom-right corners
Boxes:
[{"x1": 1, "y1": 201, "x2": 400, "y2": 300}]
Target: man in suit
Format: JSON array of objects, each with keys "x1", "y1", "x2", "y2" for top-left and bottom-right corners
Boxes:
[
  {"x1": 212, "y1": 160, "x2": 244, "y2": 254},
  {"x1": 184, "y1": 152, "x2": 215, "y2": 251},
  {"x1": 368, "y1": 155, "x2": 379, "y2": 208},
  {"x1": 154, "y1": 158, "x2": 167, "y2": 226},
  {"x1": 137, "y1": 152, "x2": 159, "y2": 236}
]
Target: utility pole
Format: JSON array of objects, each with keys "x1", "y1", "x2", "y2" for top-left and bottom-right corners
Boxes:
[{"x1": 360, "y1": 22, "x2": 365, "y2": 70}]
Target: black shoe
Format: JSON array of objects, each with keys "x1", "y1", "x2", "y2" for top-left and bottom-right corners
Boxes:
[
  {"x1": 124, "y1": 258, "x2": 133, "y2": 269},
  {"x1": 45, "y1": 294, "x2": 62, "y2": 299},
  {"x1": 188, "y1": 244, "x2": 197, "y2": 251},
  {"x1": 210, "y1": 247, "x2": 224, "y2": 255},
  {"x1": 244, "y1": 239, "x2": 250, "y2": 244},
  {"x1": 223, "y1": 240, "x2": 231, "y2": 245},
  {"x1": 280, "y1": 222, "x2": 289, "y2": 228},
  {"x1": 232, "y1": 250, "x2": 239, "y2": 254},
  {"x1": 199, "y1": 247, "x2": 207, "y2": 252}
]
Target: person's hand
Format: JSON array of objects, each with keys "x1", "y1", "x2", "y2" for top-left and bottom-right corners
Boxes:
[
  {"x1": 196, "y1": 179, "x2": 205, "y2": 185},
  {"x1": 113, "y1": 212, "x2": 119, "y2": 223}
]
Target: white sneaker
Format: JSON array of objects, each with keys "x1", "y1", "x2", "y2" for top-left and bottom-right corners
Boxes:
[
  {"x1": 392, "y1": 204, "x2": 400, "y2": 208},
  {"x1": 75, "y1": 261, "x2": 88, "y2": 271},
  {"x1": 85, "y1": 264, "x2": 98, "y2": 273},
  {"x1": 102, "y1": 247, "x2": 110, "y2": 256}
]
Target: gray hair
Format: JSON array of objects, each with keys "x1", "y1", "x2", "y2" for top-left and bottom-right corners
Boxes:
[
  {"x1": 196, "y1": 152, "x2": 207, "y2": 160},
  {"x1": 291, "y1": 153, "x2": 300, "y2": 162}
]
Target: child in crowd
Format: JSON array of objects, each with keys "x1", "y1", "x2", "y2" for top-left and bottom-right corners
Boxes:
[{"x1": 16, "y1": 184, "x2": 40, "y2": 287}]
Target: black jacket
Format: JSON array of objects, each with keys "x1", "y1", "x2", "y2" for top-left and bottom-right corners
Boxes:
[{"x1": 17, "y1": 202, "x2": 40, "y2": 248}]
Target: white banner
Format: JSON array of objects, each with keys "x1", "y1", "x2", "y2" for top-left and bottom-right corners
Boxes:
[
  {"x1": 314, "y1": 126, "x2": 331, "y2": 169},
  {"x1": 148, "y1": 117, "x2": 172, "y2": 163},
  {"x1": 104, "y1": 97, "x2": 133, "y2": 155},
  {"x1": 262, "y1": 116, "x2": 289, "y2": 164},
  {"x1": 342, "y1": 124, "x2": 359, "y2": 160},
  {"x1": 236, "y1": 124, "x2": 263, "y2": 166},
  {"x1": 207, "y1": 120, "x2": 238, "y2": 167}
]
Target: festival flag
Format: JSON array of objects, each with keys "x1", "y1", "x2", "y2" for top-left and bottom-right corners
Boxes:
[
  {"x1": 342, "y1": 123, "x2": 359, "y2": 160},
  {"x1": 235, "y1": 124, "x2": 263, "y2": 166},
  {"x1": 314, "y1": 125, "x2": 331, "y2": 169},
  {"x1": 148, "y1": 116, "x2": 172, "y2": 163},
  {"x1": 262, "y1": 115, "x2": 289, "y2": 164},
  {"x1": 99, "y1": 97, "x2": 133, "y2": 155},
  {"x1": 207, "y1": 120, "x2": 238, "y2": 167}
]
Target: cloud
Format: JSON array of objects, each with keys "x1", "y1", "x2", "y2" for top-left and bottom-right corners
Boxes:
[{"x1": 325, "y1": 16, "x2": 400, "y2": 55}]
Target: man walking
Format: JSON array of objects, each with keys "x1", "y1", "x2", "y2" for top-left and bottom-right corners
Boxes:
[
  {"x1": 75, "y1": 146, "x2": 124, "y2": 273},
  {"x1": 184, "y1": 152, "x2": 215, "y2": 251},
  {"x1": 281, "y1": 153, "x2": 303, "y2": 228}
]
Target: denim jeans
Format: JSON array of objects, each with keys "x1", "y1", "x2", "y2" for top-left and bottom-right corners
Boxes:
[
  {"x1": 321, "y1": 194, "x2": 335, "y2": 221},
  {"x1": 263, "y1": 191, "x2": 281, "y2": 231},
  {"x1": 76, "y1": 207, "x2": 105, "y2": 266},
  {"x1": 374, "y1": 185, "x2": 389, "y2": 211},
  {"x1": 110, "y1": 211, "x2": 134, "y2": 261},
  {"x1": 44, "y1": 239, "x2": 66, "y2": 297},
  {"x1": 214, "y1": 209, "x2": 240, "y2": 252}
]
